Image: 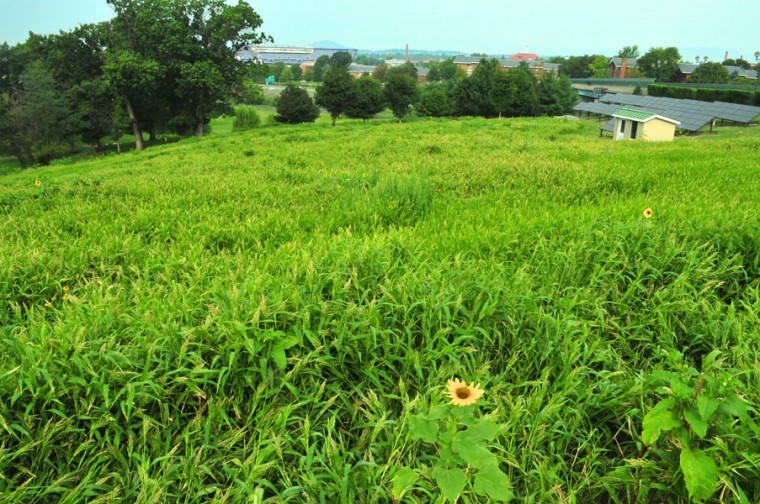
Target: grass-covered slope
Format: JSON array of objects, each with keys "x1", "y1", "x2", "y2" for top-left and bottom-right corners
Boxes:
[{"x1": 1, "y1": 118, "x2": 758, "y2": 502}]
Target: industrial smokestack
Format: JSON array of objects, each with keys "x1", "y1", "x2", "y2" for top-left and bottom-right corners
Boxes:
[{"x1": 406, "y1": 44, "x2": 409, "y2": 62}]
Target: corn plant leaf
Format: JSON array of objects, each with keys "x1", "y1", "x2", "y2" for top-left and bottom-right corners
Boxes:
[
  {"x1": 679, "y1": 446, "x2": 717, "y2": 501},
  {"x1": 391, "y1": 466, "x2": 418, "y2": 499},
  {"x1": 433, "y1": 466, "x2": 467, "y2": 502},
  {"x1": 408, "y1": 414, "x2": 439, "y2": 443},
  {"x1": 474, "y1": 463, "x2": 513, "y2": 502},
  {"x1": 642, "y1": 398, "x2": 681, "y2": 445}
]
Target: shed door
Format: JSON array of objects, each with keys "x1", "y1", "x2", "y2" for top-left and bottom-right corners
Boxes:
[{"x1": 631, "y1": 121, "x2": 639, "y2": 139}]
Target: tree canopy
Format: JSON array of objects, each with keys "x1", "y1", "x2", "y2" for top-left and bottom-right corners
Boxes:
[
  {"x1": 275, "y1": 84, "x2": 319, "y2": 124},
  {"x1": 384, "y1": 72, "x2": 419, "y2": 122},
  {"x1": 638, "y1": 47, "x2": 682, "y2": 82},
  {"x1": 689, "y1": 62, "x2": 730, "y2": 84},
  {"x1": 315, "y1": 66, "x2": 355, "y2": 126}
]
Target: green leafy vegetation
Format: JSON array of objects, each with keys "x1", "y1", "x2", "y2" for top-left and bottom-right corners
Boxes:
[
  {"x1": 0, "y1": 116, "x2": 758, "y2": 502},
  {"x1": 232, "y1": 105, "x2": 262, "y2": 130}
]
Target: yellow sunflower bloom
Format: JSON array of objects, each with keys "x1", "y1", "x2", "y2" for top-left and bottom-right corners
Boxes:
[
  {"x1": 35, "y1": 180, "x2": 42, "y2": 186},
  {"x1": 643, "y1": 208, "x2": 653, "y2": 219},
  {"x1": 447, "y1": 379, "x2": 485, "y2": 407}
]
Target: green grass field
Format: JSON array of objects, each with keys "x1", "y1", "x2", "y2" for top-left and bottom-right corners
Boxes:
[{"x1": 1, "y1": 117, "x2": 758, "y2": 502}]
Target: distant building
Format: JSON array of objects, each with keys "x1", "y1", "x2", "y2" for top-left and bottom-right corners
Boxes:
[
  {"x1": 608, "y1": 58, "x2": 638, "y2": 78},
  {"x1": 236, "y1": 45, "x2": 358, "y2": 65},
  {"x1": 347, "y1": 64, "x2": 430, "y2": 84},
  {"x1": 348, "y1": 64, "x2": 376, "y2": 77},
  {"x1": 453, "y1": 56, "x2": 558, "y2": 77},
  {"x1": 675, "y1": 63, "x2": 758, "y2": 82},
  {"x1": 509, "y1": 52, "x2": 540, "y2": 62}
]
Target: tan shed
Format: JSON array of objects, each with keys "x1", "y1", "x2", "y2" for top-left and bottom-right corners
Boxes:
[{"x1": 612, "y1": 108, "x2": 680, "y2": 142}]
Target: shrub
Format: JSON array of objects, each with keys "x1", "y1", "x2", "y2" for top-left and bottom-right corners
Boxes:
[
  {"x1": 275, "y1": 84, "x2": 320, "y2": 124},
  {"x1": 232, "y1": 105, "x2": 261, "y2": 130}
]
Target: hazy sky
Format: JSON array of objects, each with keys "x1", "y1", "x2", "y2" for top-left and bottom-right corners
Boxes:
[{"x1": 2, "y1": 0, "x2": 758, "y2": 62}]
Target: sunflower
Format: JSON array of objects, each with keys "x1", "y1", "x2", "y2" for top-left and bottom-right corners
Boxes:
[
  {"x1": 447, "y1": 379, "x2": 485, "y2": 407},
  {"x1": 643, "y1": 208, "x2": 653, "y2": 219},
  {"x1": 35, "y1": 180, "x2": 41, "y2": 186}
]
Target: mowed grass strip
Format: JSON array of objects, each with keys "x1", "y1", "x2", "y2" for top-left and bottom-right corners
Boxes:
[{"x1": 0, "y1": 117, "x2": 758, "y2": 502}]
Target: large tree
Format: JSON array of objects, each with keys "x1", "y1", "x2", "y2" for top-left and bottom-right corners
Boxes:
[
  {"x1": 454, "y1": 58, "x2": 500, "y2": 117},
  {"x1": 104, "y1": 0, "x2": 270, "y2": 147},
  {"x1": 313, "y1": 55, "x2": 330, "y2": 82},
  {"x1": 537, "y1": 73, "x2": 577, "y2": 116},
  {"x1": 558, "y1": 55, "x2": 595, "y2": 78},
  {"x1": 328, "y1": 51, "x2": 353, "y2": 70},
  {"x1": 689, "y1": 62, "x2": 730, "y2": 84},
  {"x1": 384, "y1": 71, "x2": 419, "y2": 122},
  {"x1": 638, "y1": 47, "x2": 682, "y2": 82},
  {"x1": 315, "y1": 66, "x2": 354, "y2": 125},
  {"x1": 417, "y1": 82, "x2": 455, "y2": 117},
  {"x1": 500, "y1": 66, "x2": 538, "y2": 117},
  {"x1": 345, "y1": 75, "x2": 385, "y2": 121},
  {"x1": 0, "y1": 61, "x2": 74, "y2": 167}
]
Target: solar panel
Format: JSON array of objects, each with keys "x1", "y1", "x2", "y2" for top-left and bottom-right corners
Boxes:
[{"x1": 600, "y1": 93, "x2": 760, "y2": 127}]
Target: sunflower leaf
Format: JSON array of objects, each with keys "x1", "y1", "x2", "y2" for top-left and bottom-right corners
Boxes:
[
  {"x1": 474, "y1": 464, "x2": 513, "y2": 502},
  {"x1": 451, "y1": 432, "x2": 496, "y2": 470},
  {"x1": 408, "y1": 414, "x2": 439, "y2": 443},
  {"x1": 391, "y1": 466, "x2": 418, "y2": 499},
  {"x1": 467, "y1": 421, "x2": 500, "y2": 442},
  {"x1": 433, "y1": 466, "x2": 467, "y2": 502}
]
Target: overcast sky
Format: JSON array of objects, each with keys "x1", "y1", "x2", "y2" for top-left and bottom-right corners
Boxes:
[{"x1": 1, "y1": 0, "x2": 758, "y2": 62}]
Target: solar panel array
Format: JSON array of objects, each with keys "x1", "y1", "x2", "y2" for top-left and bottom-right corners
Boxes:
[
  {"x1": 574, "y1": 102, "x2": 625, "y2": 116},
  {"x1": 592, "y1": 94, "x2": 760, "y2": 132}
]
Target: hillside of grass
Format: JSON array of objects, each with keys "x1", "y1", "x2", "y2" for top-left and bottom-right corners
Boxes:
[{"x1": 1, "y1": 117, "x2": 758, "y2": 502}]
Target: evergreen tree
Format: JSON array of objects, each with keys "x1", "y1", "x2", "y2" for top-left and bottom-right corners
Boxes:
[
  {"x1": 275, "y1": 85, "x2": 319, "y2": 124},
  {"x1": 537, "y1": 73, "x2": 577, "y2": 116},
  {"x1": 454, "y1": 58, "x2": 500, "y2": 117}
]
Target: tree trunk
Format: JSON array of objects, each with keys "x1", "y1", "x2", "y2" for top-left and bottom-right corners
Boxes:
[
  {"x1": 195, "y1": 113, "x2": 205, "y2": 137},
  {"x1": 125, "y1": 96, "x2": 144, "y2": 151}
]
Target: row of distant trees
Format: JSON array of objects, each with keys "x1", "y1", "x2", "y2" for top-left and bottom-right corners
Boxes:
[
  {"x1": 274, "y1": 58, "x2": 578, "y2": 125},
  {"x1": 552, "y1": 45, "x2": 756, "y2": 84},
  {"x1": 0, "y1": 0, "x2": 270, "y2": 167}
]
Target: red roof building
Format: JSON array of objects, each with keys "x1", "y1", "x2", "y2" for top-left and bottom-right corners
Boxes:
[{"x1": 509, "y1": 53, "x2": 540, "y2": 62}]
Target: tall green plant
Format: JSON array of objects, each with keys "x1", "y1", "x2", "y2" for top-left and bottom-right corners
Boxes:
[
  {"x1": 639, "y1": 349, "x2": 759, "y2": 502},
  {"x1": 232, "y1": 105, "x2": 261, "y2": 130}
]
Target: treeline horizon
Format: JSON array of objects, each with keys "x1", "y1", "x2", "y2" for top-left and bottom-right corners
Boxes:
[{"x1": 0, "y1": 0, "x2": 271, "y2": 168}]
